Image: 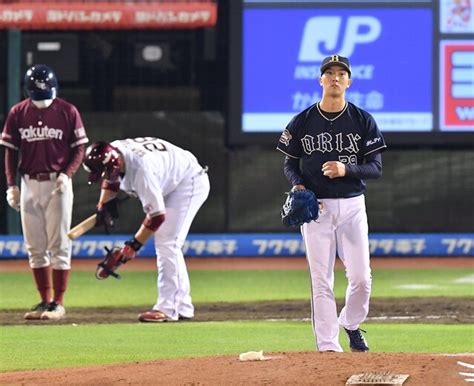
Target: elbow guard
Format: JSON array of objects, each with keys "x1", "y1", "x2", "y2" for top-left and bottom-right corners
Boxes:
[{"x1": 143, "y1": 214, "x2": 165, "y2": 232}]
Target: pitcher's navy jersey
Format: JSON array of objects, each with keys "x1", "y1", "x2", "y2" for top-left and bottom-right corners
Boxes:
[{"x1": 276, "y1": 102, "x2": 386, "y2": 199}]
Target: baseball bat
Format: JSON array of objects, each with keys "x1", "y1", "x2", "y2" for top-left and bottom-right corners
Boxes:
[{"x1": 67, "y1": 214, "x2": 97, "y2": 240}]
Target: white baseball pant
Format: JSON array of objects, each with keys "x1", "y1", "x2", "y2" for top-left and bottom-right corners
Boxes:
[
  {"x1": 152, "y1": 170, "x2": 210, "y2": 320},
  {"x1": 20, "y1": 174, "x2": 73, "y2": 270},
  {"x1": 302, "y1": 194, "x2": 371, "y2": 352}
]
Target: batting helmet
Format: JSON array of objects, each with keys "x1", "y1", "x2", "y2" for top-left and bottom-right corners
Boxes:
[
  {"x1": 24, "y1": 64, "x2": 58, "y2": 101},
  {"x1": 83, "y1": 142, "x2": 122, "y2": 184}
]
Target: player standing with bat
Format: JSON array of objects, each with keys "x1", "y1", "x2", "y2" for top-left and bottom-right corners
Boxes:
[
  {"x1": 277, "y1": 55, "x2": 386, "y2": 352},
  {"x1": 82, "y1": 137, "x2": 210, "y2": 322},
  {"x1": 0, "y1": 64, "x2": 89, "y2": 321}
]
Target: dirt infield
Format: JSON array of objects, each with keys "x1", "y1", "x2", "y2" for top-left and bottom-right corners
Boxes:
[
  {"x1": 1, "y1": 297, "x2": 473, "y2": 326},
  {"x1": 1, "y1": 352, "x2": 473, "y2": 385},
  {"x1": 1, "y1": 257, "x2": 473, "y2": 385}
]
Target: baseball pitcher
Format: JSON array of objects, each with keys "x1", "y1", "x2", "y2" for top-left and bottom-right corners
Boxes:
[{"x1": 277, "y1": 55, "x2": 386, "y2": 352}]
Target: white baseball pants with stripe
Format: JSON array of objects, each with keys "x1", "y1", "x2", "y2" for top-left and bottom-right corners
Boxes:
[
  {"x1": 152, "y1": 171, "x2": 210, "y2": 320},
  {"x1": 302, "y1": 194, "x2": 371, "y2": 352}
]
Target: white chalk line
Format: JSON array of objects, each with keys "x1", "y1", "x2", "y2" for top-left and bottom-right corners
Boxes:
[
  {"x1": 367, "y1": 314, "x2": 461, "y2": 321},
  {"x1": 458, "y1": 361, "x2": 474, "y2": 368},
  {"x1": 264, "y1": 315, "x2": 464, "y2": 322}
]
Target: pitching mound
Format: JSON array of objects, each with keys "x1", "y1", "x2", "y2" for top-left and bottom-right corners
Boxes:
[{"x1": 1, "y1": 352, "x2": 472, "y2": 385}]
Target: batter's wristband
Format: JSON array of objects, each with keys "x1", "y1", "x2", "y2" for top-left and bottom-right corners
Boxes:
[
  {"x1": 125, "y1": 237, "x2": 143, "y2": 252},
  {"x1": 101, "y1": 179, "x2": 121, "y2": 192}
]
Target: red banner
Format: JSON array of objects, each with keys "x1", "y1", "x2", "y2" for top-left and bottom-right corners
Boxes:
[{"x1": 0, "y1": 2, "x2": 217, "y2": 30}]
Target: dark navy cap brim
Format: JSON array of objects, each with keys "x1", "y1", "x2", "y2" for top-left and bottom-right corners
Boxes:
[{"x1": 320, "y1": 62, "x2": 351, "y2": 76}]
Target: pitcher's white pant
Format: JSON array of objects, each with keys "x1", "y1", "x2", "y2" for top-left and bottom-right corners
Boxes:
[
  {"x1": 302, "y1": 194, "x2": 371, "y2": 352},
  {"x1": 152, "y1": 171, "x2": 210, "y2": 320},
  {"x1": 20, "y1": 174, "x2": 73, "y2": 270}
]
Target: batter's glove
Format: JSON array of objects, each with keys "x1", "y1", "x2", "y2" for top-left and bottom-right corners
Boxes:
[
  {"x1": 6, "y1": 185, "x2": 20, "y2": 211},
  {"x1": 281, "y1": 189, "x2": 319, "y2": 227},
  {"x1": 52, "y1": 173, "x2": 69, "y2": 195},
  {"x1": 96, "y1": 238, "x2": 143, "y2": 280},
  {"x1": 95, "y1": 198, "x2": 119, "y2": 234}
]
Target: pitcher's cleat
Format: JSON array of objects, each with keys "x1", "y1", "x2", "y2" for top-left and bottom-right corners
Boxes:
[{"x1": 344, "y1": 328, "x2": 369, "y2": 352}]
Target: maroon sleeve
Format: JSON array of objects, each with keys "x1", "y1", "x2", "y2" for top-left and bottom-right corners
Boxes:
[
  {"x1": 1, "y1": 105, "x2": 21, "y2": 150},
  {"x1": 63, "y1": 144, "x2": 85, "y2": 178},
  {"x1": 5, "y1": 147, "x2": 19, "y2": 186},
  {"x1": 143, "y1": 214, "x2": 165, "y2": 232}
]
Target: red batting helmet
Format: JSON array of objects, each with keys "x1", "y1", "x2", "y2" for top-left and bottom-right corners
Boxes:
[{"x1": 83, "y1": 141, "x2": 122, "y2": 184}]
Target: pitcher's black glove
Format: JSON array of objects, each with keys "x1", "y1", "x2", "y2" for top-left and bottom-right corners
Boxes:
[{"x1": 281, "y1": 189, "x2": 319, "y2": 227}]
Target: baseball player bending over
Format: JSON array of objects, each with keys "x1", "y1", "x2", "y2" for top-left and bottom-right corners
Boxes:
[
  {"x1": 1, "y1": 64, "x2": 89, "y2": 321},
  {"x1": 83, "y1": 137, "x2": 210, "y2": 322},
  {"x1": 277, "y1": 55, "x2": 386, "y2": 352}
]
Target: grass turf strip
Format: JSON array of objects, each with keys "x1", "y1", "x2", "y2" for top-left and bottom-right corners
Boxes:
[
  {"x1": 0, "y1": 269, "x2": 473, "y2": 309},
  {"x1": 1, "y1": 323, "x2": 472, "y2": 371}
]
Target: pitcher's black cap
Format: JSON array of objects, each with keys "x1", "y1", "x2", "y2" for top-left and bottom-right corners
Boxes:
[{"x1": 320, "y1": 55, "x2": 351, "y2": 77}]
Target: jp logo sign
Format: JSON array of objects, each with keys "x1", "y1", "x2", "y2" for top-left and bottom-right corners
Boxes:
[{"x1": 298, "y1": 16, "x2": 382, "y2": 61}]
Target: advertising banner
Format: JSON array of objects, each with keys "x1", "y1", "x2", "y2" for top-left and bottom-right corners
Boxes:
[
  {"x1": 242, "y1": 8, "x2": 433, "y2": 133},
  {"x1": 1, "y1": 234, "x2": 472, "y2": 259},
  {"x1": 0, "y1": 2, "x2": 217, "y2": 30},
  {"x1": 440, "y1": 40, "x2": 474, "y2": 130},
  {"x1": 440, "y1": 0, "x2": 474, "y2": 33}
]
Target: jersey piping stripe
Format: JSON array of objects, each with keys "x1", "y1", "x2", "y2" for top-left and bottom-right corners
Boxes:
[
  {"x1": 276, "y1": 147, "x2": 300, "y2": 159},
  {"x1": 148, "y1": 210, "x2": 166, "y2": 217},
  {"x1": 316, "y1": 102, "x2": 348, "y2": 122},
  {"x1": 70, "y1": 137, "x2": 90, "y2": 148},
  {"x1": 364, "y1": 145, "x2": 387, "y2": 156},
  {"x1": 0, "y1": 140, "x2": 18, "y2": 150}
]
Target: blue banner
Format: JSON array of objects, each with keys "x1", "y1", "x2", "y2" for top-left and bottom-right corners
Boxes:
[
  {"x1": 0, "y1": 233, "x2": 473, "y2": 259},
  {"x1": 243, "y1": 8, "x2": 433, "y2": 132}
]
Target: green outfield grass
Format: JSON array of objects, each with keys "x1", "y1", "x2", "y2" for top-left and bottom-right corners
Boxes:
[
  {"x1": 0, "y1": 267, "x2": 473, "y2": 372},
  {"x1": 0, "y1": 323, "x2": 472, "y2": 371},
  {"x1": 0, "y1": 268, "x2": 473, "y2": 309}
]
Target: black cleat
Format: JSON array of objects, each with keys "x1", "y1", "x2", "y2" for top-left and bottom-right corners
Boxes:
[{"x1": 344, "y1": 328, "x2": 369, "y2": 352}]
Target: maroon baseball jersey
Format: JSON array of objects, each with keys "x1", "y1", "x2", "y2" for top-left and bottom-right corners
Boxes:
[{"x1": 0, "y1": 98, "x2": 88, "y2": 175}]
